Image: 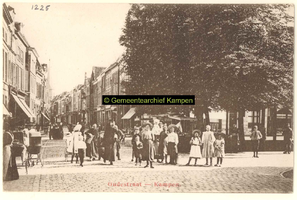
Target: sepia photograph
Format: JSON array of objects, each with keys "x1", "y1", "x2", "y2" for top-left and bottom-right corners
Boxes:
[{"x1": 1, "y1": 0, "x2": 295, "y2": 194}]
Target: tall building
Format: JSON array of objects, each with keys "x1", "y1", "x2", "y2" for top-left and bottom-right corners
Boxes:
[{"x1": 2, "y1": 3, "x2": 51, "y2": 129}]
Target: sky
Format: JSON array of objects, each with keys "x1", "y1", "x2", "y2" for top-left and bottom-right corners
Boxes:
[
  {"x1": 8, "y1": 3, "x2": 131, "y2": 96},
  {"x1": 6, "y1": 2, "x2": 294, "y2": 97}
]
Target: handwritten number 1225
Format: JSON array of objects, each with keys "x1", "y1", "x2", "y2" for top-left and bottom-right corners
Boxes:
[{"x1": 32, "y1": 5, "x2": 50, "y2": 11}]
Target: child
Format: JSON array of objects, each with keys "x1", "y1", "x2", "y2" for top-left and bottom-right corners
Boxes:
[
  {"x1": 134, "y1": 135, "x2": 143, "y2": 166},
  {"x1": 131, "y1": 127, "x2": 141, "y2": 162},
  {"x1": 77, "y1": 133, "x2": 87, "y2": 167},
  {"x1": 214, "y1": 133, "x2": 225, "y2": 167},
  {"x1": 186, "y1": 130, "x2": 202, "y2": 166}
]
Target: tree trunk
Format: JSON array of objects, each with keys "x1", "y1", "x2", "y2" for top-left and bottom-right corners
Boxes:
[
  {"x1": 194, "y1": 105, "x2": 204, "y2": 132},
  {"x1": 204, "y1": 106, "x2": 210, "y2": 126},
  {"x1": 238, "y1": 109, "x2": 245, "y2": 151},
  {"x1": 271, "y1": 106, "x2": 277, "y2": 141}
]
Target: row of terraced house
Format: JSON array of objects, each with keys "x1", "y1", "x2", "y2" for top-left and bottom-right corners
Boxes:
[
  {"x1": 50, "y1": 58, "x2": 136, "y2": 131},
  {"x1": 2, "y1": 3, "x2": 51, "y2": 130}
]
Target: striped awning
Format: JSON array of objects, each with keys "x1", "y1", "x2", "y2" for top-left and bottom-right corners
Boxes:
[
  {"x1": 121, "y1": 107, "x2": 136, "y2": 120},
  {"x1": 3, "y1": 104, "x2": 10, "y2": 116},
  {"x1": 11, "y1": 93, "x2": 35, "y2": 119}
]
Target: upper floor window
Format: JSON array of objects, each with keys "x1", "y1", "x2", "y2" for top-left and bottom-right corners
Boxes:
[{"x1": 17, "y1": 47, "x2": 24, "y2": 64}]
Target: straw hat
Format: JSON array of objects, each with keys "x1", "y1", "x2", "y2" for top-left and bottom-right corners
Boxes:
[
  {"x1": 192, "y1": 129, "x2": 201, "y2": 135},
  {"x1": 142, "y1": 122, "x2": 153, "y2": 129}
]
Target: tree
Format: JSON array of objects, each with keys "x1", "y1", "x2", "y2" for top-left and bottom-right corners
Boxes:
[{"x1": 120, "y1": 4, "x2": 294, "y2": 140}]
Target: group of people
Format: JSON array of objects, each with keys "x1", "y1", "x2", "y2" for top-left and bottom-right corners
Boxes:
[
  {"x1": 131, "y1": 123, "x2": 225, "y2": 168},
  {"x1": 66, "y1": 121, "x2": 124, "y2": 167},
  {"x1": 131, "y1": 120, "x2": 180, "y2": 168}
]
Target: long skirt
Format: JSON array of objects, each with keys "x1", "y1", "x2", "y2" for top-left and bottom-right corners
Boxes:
[
  {"x1": 104, "y1": 143, "x2": 115, "y2": 162},
  {"x1": 142, "y1": 140, "x2": 155, "y2": 161},
  {"x1": 154, "y1": 141, "x2": 163, "y2": 159},
  {"x1": 202, "y1": 143, "x2": 214, "y2": 158},
  {"x1": 3, "y1": 146, "x2": 19, "y2": 181},
  {"x1": 86, "y1": 140, "x2": 98, "y2": 159},
  {"x1": 167, "y1": 142, "x2": 178, "y2": 164}
]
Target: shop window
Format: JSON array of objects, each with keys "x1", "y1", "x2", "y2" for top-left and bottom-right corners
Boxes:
[{"x1": 248, "y1": 110, "x2": 260, "y2": 128}]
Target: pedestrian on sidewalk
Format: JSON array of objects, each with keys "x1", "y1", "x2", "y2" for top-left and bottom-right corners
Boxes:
[
  {"x1": 77, "y1": 133, "x2": 86, "y2": 167},
  {"x1": 283, "y1": 123, "x2": 293, "y2": 154},
  {"x1": 250, "y1": 125, "x2": 262, "y2": 158},
  {"x1": 97, "y1": 131, "x2": 105, "y2": 160},
  {"x1": 103, "y1": 120, "x2": 116, "y2": 165},
  {"x1": 152, "y1": 119, "x2": 162, "y2": 161},
  {"x1": 202, "y1": 125, "x2": 216, "y2": 166},
  {"x1": 186, "y1": 130, "x2": 202, "y2": 166},
  {"x1": 159, "y1": 123, "x2": 168, "y2": 163},
  {"x1": 3, "y1": 122, "x2": 19, "y2": 181},
  {"x1": 166, "y1": 124, "x2": 179, "y2": 165},
  {"x1": 214, "y1": 132, "x2": 225, "y2": 167},
  {"x1": 142, "y1": 122, "x2": 155, "y2": 168},
  {"x1": 85, "y1": 124, "x2": 98, "y2": 161},
  {"x1": 113, "y1": 124, "x2": 124, "y2": 160},
  {"x1": 134, "y1": 134, "x2": 143, "y2": 166},
  {"x1": 71, "y1": 124, "x2": 82, "y2": 164},
  {"x1": 132, "y1": 127, "x2": 141, "y2": 162}
]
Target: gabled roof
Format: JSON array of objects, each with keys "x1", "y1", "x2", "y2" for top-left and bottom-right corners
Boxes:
[{"x1": 92, "y1": 66, "x2": 105, "y2": 80}]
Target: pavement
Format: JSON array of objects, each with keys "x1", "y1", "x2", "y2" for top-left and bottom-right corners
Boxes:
[{"x1": 2, "y1": 139, "x2": 294, "y2": 193}]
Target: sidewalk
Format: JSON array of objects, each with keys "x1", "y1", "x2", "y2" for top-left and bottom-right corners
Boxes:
[{"x1": 5, "y1": 140, "x2": 293, "y2": 192}]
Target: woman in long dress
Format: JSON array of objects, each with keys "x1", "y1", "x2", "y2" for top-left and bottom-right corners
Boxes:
[
  {"x1": 103, "y1": 121, "x2": 116, "y2": 165},
  {"x1": 141, "y1": 122, "x2": 155, "y2": 168},
  {"x1": 3, "y1": 122, "x2": 19, "y2": 181},
  {"x1": 158, "y1": 124, "x2": 168, "y2": 163},
  {"x1": 202, "y1": 125, "x2": 216, "y2": 166},
  {"x1": 152, "y1": 119, "x2": 162, "y2": 160}
]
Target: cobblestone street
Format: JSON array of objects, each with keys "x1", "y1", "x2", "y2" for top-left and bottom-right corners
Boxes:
[{"x1": 3, "y1": 139, "x2": 294, "y2": 193}]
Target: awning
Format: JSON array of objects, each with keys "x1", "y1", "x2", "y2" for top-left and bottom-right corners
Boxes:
[
  {"x1": 168, "y1": 115, "x2": 197, "y2": 122},
  {"x1": 42, "y1": 112, "x2": 50, "y2": 121},
  {"x1": 11, "y1": 93, "x2": 35, "y2": 119},
  {"x1": 3, "y1": 104, "x2": 10, "y2": 116},
  {"x1": 121, "y1": 107, "x2": 136, "y2": 120}
]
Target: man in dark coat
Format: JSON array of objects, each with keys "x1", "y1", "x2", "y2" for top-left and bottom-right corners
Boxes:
[{"x1": 283, "y1": 124, "x2": 293, "y2": 154}]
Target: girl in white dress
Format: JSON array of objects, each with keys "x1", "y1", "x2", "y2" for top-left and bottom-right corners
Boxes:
[
  {"x1": 186, "y1": 130, "x2": 202, "y2": 166},
  {"x1": 214, "y1": 133, "x2": 225, "y2": 167}
]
